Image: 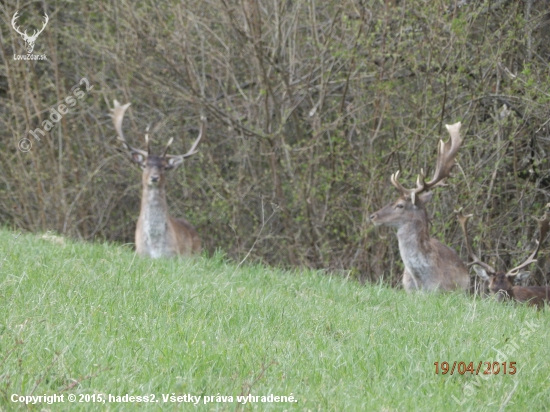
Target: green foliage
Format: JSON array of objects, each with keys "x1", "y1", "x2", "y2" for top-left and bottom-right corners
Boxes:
[{"x1": 1, "y1": 0, "x2": 550, "y2": 284}]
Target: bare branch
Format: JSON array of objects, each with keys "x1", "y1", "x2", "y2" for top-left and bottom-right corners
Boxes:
[
  {"x1": 506, "y1": 212, "x2": 550, "y2": 276},
  {"x1": 391, "y1": 122, "x2": 463, "y2": 204},
  {"x1": 456, "y1": 208, "x2": 497, "y2": 275}
]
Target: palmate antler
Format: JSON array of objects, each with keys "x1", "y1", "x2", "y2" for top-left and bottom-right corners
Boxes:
[
  {"x1": 111, "y1": 99, "x2": 205, "y2": 160},
  {"x1": 457, "y1": 208, "x2": 550, "y2": 279},
  {"x1": 11, "y1": 11, "x2": 49, "y2": 53},
  {"x1": 506, "y1": 213, "x2": 549, "y2": 277},
  {"x1": 165, "y1": 116, "x2": 205, "y2": 161},
  {"x1": 391, "y1": 122, "x2": 463, "y2": 205},
  {"x1": 111, "y1": 100, "x2": 147, "y2": 157}
]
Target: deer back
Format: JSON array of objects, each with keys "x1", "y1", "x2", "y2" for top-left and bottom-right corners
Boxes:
[{"x1": 511, "y1": 285, "x2": 550, "y2": 308}]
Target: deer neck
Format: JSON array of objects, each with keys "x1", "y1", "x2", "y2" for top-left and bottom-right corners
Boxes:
[
  {"x1": 396, "y1": 216, "x2": 433, "y2": 276},
  {"x1": 140, "y1": 184, "x2": 170, "y2": 255}
]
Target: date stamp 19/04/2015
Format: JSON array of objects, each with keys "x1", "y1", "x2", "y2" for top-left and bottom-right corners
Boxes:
[{"x1": 434, "y1": 361, "x2": 516, "y2": 375}]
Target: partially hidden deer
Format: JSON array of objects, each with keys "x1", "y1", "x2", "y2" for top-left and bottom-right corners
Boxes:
[
  {"x1": 457, "y1": 209, "x2": 550, "y2": 309},
  {"x1": 369, "y1": 122, "x2": 469, "y2": 292},
  {"x1": 112, "y1": 100, "x2": 205, "y2": 258}
]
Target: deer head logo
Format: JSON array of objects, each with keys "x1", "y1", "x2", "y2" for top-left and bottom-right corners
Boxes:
[{"x1": 11, "y1": 11, "x2": 49, "y2": 54}]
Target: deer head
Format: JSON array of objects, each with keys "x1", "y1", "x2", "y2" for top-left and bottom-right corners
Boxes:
[
  {"x1": 11, "y1": 11, "x2": 49, "y2": 54},
  {"x1": 457, "y1": 209, "x2": 550, "y2": 303},
  {"x1": 111, "y1": 100, "x2": 205, "y2": 188},
  {"x1": 370, "y1": 122, "x2": 463, "y2": 228}
]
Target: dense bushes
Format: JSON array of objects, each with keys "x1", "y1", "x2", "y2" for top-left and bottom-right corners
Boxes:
[{"x1": 1, "y1": 0, "x2": 550, "y2": 285}]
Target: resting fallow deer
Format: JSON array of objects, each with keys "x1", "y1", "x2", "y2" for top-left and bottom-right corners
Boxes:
[
  {"x1": 457, "y1": 209, "x2": 550, "y2": 309},
  {"x1": 112, "y1": 100, "x2": 204, "y2": 258},
  {"x1": 369, "y1": 122, "x2": 469, "y2": 292}
]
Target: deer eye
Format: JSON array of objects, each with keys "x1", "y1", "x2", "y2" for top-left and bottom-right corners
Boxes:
[{"x1": 396, "y1": 204, "x2": 404, "y2": 209}]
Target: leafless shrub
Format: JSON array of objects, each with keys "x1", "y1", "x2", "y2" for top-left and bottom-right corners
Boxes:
[{"x1": 1, "y1": 0, "x2": 550, "y2": 286}]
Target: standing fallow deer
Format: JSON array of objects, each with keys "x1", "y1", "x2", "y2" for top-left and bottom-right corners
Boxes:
[
  {"x1": 369, "y1": 122, "x2": 469, "y2": 292},
  {"x1": 112, "y1": 100, "x2": 205, "y2": 258},
  {"x1": 457, "y1": 209, "x2": 550, "y2": 309}
]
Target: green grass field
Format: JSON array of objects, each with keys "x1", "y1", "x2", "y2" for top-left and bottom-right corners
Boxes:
[{"x1": 1, "y1": 229, "x2": 549, "y2": 411}]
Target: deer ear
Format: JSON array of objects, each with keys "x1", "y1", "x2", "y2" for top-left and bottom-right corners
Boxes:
[
  {"x1": 473, "y1": 266, "x2": 491, "y2": 281},
  {"x1": 131, "y1": 152, "x2": 146, "y2": 167},
  {"x1": 514, "y1": 271, "x2": 531, "y2": 282},
  {"x1": 166, "y1": 156, "x2": 184, "y2": 170}
]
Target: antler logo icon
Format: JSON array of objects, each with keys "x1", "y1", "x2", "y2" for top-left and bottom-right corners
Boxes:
[{"x1": 11, "y1": 11, "x2": 49, "y2": 54}]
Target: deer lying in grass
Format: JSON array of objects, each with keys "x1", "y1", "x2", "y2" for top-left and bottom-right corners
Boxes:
[
  {"x1": 457, "y1": 209, "x2": 550, "y2": 308},
  {"x1": 112, "y1": 100, "x2": 205, "y2": 258},
  {"x1": 369, "y1": 122, "x2": 470, "y2": 292}
]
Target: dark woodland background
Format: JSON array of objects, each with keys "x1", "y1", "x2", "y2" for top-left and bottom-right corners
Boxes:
[{"x1": 1, "y1": 0, "x2": 550, "y2": 286}]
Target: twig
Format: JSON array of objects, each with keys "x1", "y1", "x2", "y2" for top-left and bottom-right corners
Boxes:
[
  {"x1": 498, "y1": 380, "x2": 519, "y2": 412},
  {"x1": 59, "y1": 367, "x2": 109, "y2": 393},
  {"x1": 235, "y1": 360, "x2": 277, "y2": 412},
  {"x1": 30, "y1": 348, "x2": 68, "y2": 395},
  {"x1": 234, "y1": 197, "x2": 278, "y2": 271}
]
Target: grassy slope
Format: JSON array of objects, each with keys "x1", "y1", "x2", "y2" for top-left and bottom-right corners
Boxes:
[{"x1": 0, "y1": 229, "x2": 549, "y2": 411}]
